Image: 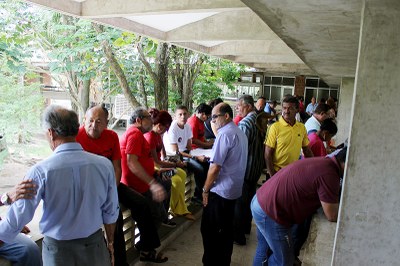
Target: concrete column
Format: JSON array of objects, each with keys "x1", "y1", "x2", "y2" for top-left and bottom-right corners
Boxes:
[
  {"x1": 294, "y1": 75, "x2": 305, "y2": 97},
  {"x1": 333, "y1": 0, "x2": 400, "y2": 265},
  {"x1": 335, "y1": 78, "x2": 354, "y2": 145}
]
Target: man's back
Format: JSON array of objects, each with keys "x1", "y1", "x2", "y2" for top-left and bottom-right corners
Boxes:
[
  {"x1": 257, "y1": 157, "x2": 341, "y2": 226},
  {"x1": 0, "y1": 143, "x2": 119, "y2": 241}
]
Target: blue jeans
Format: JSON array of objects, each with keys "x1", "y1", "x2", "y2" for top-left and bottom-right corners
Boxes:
[
  {"x1": 0, "y1": 233, "x2": 42, "y2": 265},
  {"x1": 251, "y1": 195, "x2": 294, "y2": 266}
]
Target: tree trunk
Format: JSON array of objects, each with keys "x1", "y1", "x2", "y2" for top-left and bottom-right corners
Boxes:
[
  {"x1": 79, "y1": 79, "x2": 90, "y2": 121},
  {"x1": 138, "y1": 40, "x2": 170, "y2": 110},
  {"x1": 137, "y1": 69, "x2": 148, "y2": 109},
  {"x1": 154, "y1": 42, "x2": 169, "y2": 110},
  {"x1": 92, "y1": 23, "x2": 141, "y2": 108}
]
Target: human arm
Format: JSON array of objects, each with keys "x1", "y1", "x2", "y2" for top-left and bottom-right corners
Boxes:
[
  {"x1": 192, "y1": 138, "x2": 213, "y2": 149},
  {"x1": 111, "y1": 160, "x2": 122, "y2": 186},
  {"x1": 126, "y1": 154, "x2": 165, "y2": 202},
  {"x1": 104, "y1": 222, "x2": 116, "y2": 265},
  {"x1": 202, "y1": 163, "x2": 221, "y2": 206},
  {"x1": 264, "y1": 145, "x2": 276, "y2": 177},
  {"x1": 302, "y1": 146, "x2": 314, "y2": 158},
  {"x1": 321, "y1": 201, "x2": 339, "y2": 222},
  {"x1": 1, "y1": 179, "x2": 37, "y2": 206}
]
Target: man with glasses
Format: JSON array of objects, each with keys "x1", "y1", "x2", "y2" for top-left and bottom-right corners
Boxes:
[
  {"x1": 119, "y1": 107, "x2": 168, "y2": 263},
  {"x1": 201, "y1": 103, "x2": 248, "y2": 266}
]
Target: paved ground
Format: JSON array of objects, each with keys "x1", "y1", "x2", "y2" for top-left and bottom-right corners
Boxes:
[{"x1": 133, "y1": 217, "x2": 258, "y2": 266}]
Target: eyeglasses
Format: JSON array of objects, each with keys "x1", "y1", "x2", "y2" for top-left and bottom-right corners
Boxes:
[{"x1": 211, "y1": 114, "x2": 224, "y2": 120}]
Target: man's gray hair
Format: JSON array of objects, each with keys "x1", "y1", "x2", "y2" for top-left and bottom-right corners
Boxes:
[
  {"x1": 129, "y1": 107, "x2": 148, "y2": 125},
  {"x1": 41, "y1": 105, "x2": 79, "y2": 137},
  {"x1": 239, "y1": 94, "x2": 255, "y2": 108}
]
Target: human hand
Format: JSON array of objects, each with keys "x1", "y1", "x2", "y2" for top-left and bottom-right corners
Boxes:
[
  {"x1": 107, "y1": 242, "x2": 114, "y2": 266},
  {"x1": 202, "y1": 192, "x2": 209, "y2": 207},
  {"x1": 8, "y1": 179, "x2": 37, "y2": 204},
  {"x1": 196, "y1": 155, "x2": 209, "y2": 163},
  {"x1": 149, "y1": 181, "x2": 166, "y2": 202},
  {"x1": 176, "y1": 161, "x2": 186, "y2": 168},
  {"x1": 21, "y1": 226, "x2": 30, "y2": 234}
]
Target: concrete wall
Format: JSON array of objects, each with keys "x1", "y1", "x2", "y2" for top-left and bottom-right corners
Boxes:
[
  {"x1": 335, "y1": 78, "x2": 354, "y2": 145},
  {"x1": 333, "y1": 0, "x2": 400, "y2": 264}
]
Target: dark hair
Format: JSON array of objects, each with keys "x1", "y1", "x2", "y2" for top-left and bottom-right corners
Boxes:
[
  {"x1": 176, "y1": 105, "x2": 188, "y2": 112},
  {"x1": 257, "y1": 96, "x2": 266, "y2": 101},
  {"x1": 335, "y1": 146, "x2": 348, "y2": 164},
  {"x1": 219, "y1": 103, "x2": 233, "y2": 118},
  {"x1": 195, "y1": 103, "x2": 212, "y2": 115},
  {"x1": 282, "y1": 95, "x2": 299, "y2": 109},
  {"x1": 314, "y1": 103, "x2": 330, "y2": 114},
  {"x1": 320, "y1": 119, "x2": 338, "y2": 135},
  {"x1": 208, "y1": 98, "x2": 223, "y2": 108},
  {"x1": 149, "y1": 108, "x2": 172, "y2": 128},
  {"x1": 42, "y1": 105, "x2": 79, "y2": 137},
  {"x1": 129, "y1": 107, "x2": 148, "y2": 125},
  {"x1": 239, "y1": 94, "x2": 255, "y2": 108}
]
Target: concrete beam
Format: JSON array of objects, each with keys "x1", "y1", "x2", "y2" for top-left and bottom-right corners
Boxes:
[
  {"x1": 166, "y1": 10, "x2": 279, "y2": 42},
  {"x1": 80, "y1": 0, "x2": 247, "y2": 17},
  {"x1": 93, "y1": 17, "x2": 166, "y2": 41}
]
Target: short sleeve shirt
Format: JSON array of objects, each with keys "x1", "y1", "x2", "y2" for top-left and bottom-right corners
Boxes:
[
  {"x1": 265, "y1": 117, "x2": 309, "y2": 171},
  {"x1": 144, "y1": 131, "x2": 163, "y2": 159},
  {"x1": 210, "y1": 122, "x2": 248, "y2": 199},
  {"x1": 120, "y1": 126, "x2": 154, "y2": 193},
  {"x1": 163, "y1": 120, "x2": 193, "y2": 155},
  {"x1": 308, "y1": 132, "x2": 327, "y2": 157},
  {"x1": 76, "y1": 127, "x2": 121, "y2": 161},
  {"x1": 256, "y1": 157, "x2": 341, "y2": 226},
  {"x1": 187, "y1": 115, "x2": 205, "y2": 149}
]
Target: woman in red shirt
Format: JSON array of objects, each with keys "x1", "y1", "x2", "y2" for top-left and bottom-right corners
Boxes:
[{"x1": 144, "y1": 108, "x2": 195, "y2": 220}]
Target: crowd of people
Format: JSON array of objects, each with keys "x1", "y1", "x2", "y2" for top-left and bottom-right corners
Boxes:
[{"x1": 0, "y1": 94, "x2": 346, "y2": 266}]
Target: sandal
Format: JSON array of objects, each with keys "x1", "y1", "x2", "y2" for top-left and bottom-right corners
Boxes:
[{"x1": 140, "y1": 250, "x2": 168, "y2": 263}]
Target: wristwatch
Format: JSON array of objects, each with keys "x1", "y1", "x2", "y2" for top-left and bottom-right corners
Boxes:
[
  {"x1": 1, "y1": 193, "x2": 10, "y2": 205},
  {"x1": 202, "y1": 187, "x2": 209, "y2": 194}
]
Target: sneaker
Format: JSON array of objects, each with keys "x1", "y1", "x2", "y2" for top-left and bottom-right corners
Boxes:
[{"x1": 162, "y1": 219, "x2": 177, "y2": 228}]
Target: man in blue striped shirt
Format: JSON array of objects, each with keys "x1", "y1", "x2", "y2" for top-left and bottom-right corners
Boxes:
[{"x1": 0, "y1": 105, "x2": 119, "y2": 266}]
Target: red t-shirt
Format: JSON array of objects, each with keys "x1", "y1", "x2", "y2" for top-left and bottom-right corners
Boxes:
[
  {"x1": 308, "y1": 132, "x2": 327, "y2": 157},
  {"x1": 187, "y1": 115, "x2": 205, "y2": 149},
  {"x1": 76, "y1": 126, "x2": 121, "y2": 161},
  {"x1": 233, "y1": 114, "x2": 243, "y2": 125},
  {"x1": 120, "y1": 126, "x2": 154, "y2": 193},
  {"x1": 256, "y1": 157, "x2": 341, "y2": 226},
  {"x1": 144, "y1": 130, "x2": 163, "y2": 160}
]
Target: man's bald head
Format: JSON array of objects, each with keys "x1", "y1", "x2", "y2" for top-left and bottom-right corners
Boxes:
[{"x1": 84, "y1": 105, "x2": 108, "y2": 139}]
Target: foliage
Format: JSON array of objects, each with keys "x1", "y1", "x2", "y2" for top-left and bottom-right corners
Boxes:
[{"x1": 0, "y1": 60, "x2": 43, "y2": 144}]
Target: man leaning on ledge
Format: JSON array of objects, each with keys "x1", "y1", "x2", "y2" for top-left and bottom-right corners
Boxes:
[{"x1": 0, "y1": 105, "x2": 119, "y2": 266}]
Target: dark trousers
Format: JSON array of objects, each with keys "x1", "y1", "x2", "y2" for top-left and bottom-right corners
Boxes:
[
  {"x1": 201, "y1": 192, "x2": 236, "y2": 266},
  {"x1": 292, "y1": 215, "x2": 313, "y2": 257},
  {"x1": 233, "y1": 180, "x2": 258, "y2": 242},
  {"x1": 118, "y1": 184, "x2": 161, "y2": 252},
  {"x1": 186, "y1": 158, "x2": 209, "y2": 199},
  {"x1": 114, "y1": 209, "x2": 128, "y2": 266}
]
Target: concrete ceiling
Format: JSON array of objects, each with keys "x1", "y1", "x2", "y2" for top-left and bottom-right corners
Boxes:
[{"x1": 22, "y1": 0, "x2": 362, "y2": 86}]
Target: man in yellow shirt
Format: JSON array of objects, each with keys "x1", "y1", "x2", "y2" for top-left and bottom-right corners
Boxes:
[{"x1": 264, "y1": 95, "x2": 313, "y2": 177}]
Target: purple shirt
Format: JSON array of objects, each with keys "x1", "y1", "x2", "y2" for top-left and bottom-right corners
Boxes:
[{"x1": 210, "y1": 121, "x2": 248, "y2": 199}]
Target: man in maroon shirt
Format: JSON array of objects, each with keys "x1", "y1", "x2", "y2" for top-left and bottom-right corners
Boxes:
[
  {"x1": 251, "y1": 148, "x2": 347, "y2": 265},
  {"x1": 187, "y1": 103, "x2": 213, "y2": 149}
]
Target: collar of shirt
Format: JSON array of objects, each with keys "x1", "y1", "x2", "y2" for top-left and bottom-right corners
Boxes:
[
  {"x1": 54, "y1": 142, "x2": 84, "y2": 154},
  {"x1": 278, "y1": 117, "x2": 297, "y2": 127}
]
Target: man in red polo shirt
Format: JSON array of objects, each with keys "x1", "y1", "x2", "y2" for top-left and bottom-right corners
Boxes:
[{"x1": 187, "y1": 103, "x2": 213, "y2": 149}]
